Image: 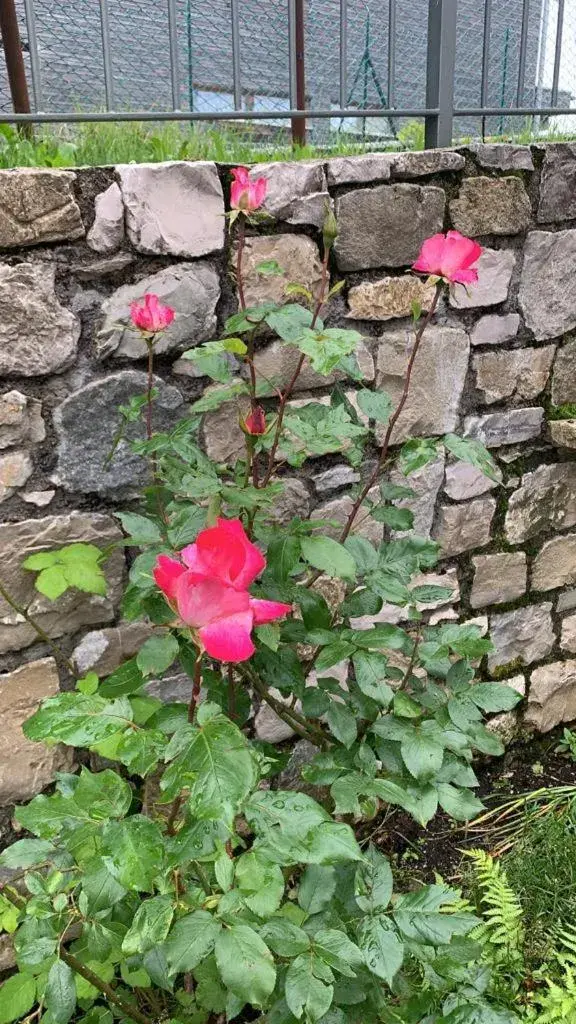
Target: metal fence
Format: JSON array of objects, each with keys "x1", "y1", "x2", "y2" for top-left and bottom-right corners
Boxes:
[{"x1": 1, "y1": 0, "x2": 576, "y2": 147}]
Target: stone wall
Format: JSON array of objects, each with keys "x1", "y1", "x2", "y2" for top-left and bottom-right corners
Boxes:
[{"x1": 2, "y1": 143, "x2": 576, "y2": 817}]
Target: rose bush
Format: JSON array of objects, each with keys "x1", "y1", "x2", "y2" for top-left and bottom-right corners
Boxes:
[{"x1": 0, "y1": 169, "x2": 523, "y2": 1024}]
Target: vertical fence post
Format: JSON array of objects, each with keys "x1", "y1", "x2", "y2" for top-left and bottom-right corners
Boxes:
[
  {"x1": 425, "y1": 0, "x2": 457, "y2": 149},
  {"x1": 289, "y1": 0, "x2": 306, "y2": 147},
  {"x1": 0, "y1": 0, "x2": 32, "y2": 136}
]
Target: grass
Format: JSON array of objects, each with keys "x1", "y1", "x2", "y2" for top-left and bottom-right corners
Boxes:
[
  {"x1": 0, "y1": 119, "x2": 399, "y2": 169},
  {"x1": 4, "y1": 116, "x2": 576, "y2": 170},
  {"x1": 502, "y1": 804, "x2": 576, "y2": 966}
]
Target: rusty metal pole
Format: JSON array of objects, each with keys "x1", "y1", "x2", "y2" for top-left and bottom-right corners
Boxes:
[
  {"x1": 0, "y1": 0, "x2": 33, "y2": 136},
  {"x1": 291, "y1": 0, "x2": 306, "y2": 147}
]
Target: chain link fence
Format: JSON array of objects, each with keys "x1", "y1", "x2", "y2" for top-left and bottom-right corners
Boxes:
[{"x1": 1, "y1": 0, "x2": 576, "y2": 143}]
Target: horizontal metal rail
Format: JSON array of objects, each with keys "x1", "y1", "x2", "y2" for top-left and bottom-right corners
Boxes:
[
  {"x1": 3, "y1": 0, "x2": 576, "y2": 145},
  {"x1": 0, "y1": 107, "x2": 441, "y2": 123}
]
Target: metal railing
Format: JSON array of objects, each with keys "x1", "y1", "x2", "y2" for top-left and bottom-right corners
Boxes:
[{"x1": 1, "y1": 0, "x2": 576, "y2": 147}]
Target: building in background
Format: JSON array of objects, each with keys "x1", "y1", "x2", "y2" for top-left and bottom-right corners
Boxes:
[{"x1": 0, "y1": 0, "x2": 572, "y2": 141}]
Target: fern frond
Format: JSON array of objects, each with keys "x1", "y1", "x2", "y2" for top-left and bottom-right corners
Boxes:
[
  {"x1": 465, "y1": 848, "x2": 524, "y2": 955},
  {"x1": 528, "y1": 964, "x2": 576, "y2": 1022}
]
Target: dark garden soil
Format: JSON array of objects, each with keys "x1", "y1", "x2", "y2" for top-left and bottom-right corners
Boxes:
[{"x1": 361, "y1": 725, "x2": 576, "y2": 886}]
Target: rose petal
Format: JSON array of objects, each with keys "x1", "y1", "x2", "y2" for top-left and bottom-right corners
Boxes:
[
  {"x1": 175, "y1": 574, "x2": 250, "y2": 628},
  {"x1": 250, "y1": 598, "x2": 292, "y2": 625},
  {"x1": 199, "y1": 611, "x2": 255, "y2": 662},
  {"x1": 153, "y1": 555, "x2": 186, "y2": 602}
]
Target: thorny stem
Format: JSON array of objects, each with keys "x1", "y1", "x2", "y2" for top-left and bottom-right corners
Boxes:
[
  {"x1": 166, "y1": 794, "x2": 184, "y2": 836},
  {"x1": 236, "y1": 215, "x2": 247, "y2": 312},
  {"x1": 261, "y1": 245, "x2": 331, "y2": 487},
  {"x1": 145, "y1": 337, "x2": 155, "y2": 443},
  {"x1": 60, "y1": 949, "x2": 153, "y2": 1024},
  {"x1": 0, "y1": 886, "x2": 153, "y2": 1024},
  {"x1": 337, "y1": 281, "x2": 444, "y2": 545},
  {"x1": 227, "y1": 663, "x2": 236, "y2": 720},
  {"x1": 244, "y1": 666, "x2": 330, "y2": 748},
  {"x1": 188, "y1": 651, "x2": 203, "y2": 723},
  {"x1": 0, "y1": 579, "x2": 77, "y2": 676}
]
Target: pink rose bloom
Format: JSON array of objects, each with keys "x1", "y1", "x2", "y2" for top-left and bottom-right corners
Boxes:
[
  {"x1": 230, "y1": 166, "x2": 267, "y2": 213},
  {"x1": 412, "y1": 231, "x2": 483, "y2": 284},
  {"x1": 130, "y1": 294, "x2": 175, "y2": 333},
  {"x1": 154, "y1": 518, "x2": 291, "y2": 663}
]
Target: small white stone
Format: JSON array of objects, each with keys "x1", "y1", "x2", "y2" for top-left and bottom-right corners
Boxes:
[{"x1": 87, "y1": 182, "x2": 124, "y2": 253}]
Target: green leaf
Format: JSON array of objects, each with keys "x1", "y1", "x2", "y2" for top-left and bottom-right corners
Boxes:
[
  {"x1": 313, "y1": 930, "x2": 363, "y2": 977},
  {"x1": 301, "y1": 536, "x2": 356, "y2": 581},
  {"x1": 122, "y1": 896, "x2": 175, "y2": 955},
  {"x1": 298, "y1": 865, "x2": 336, "y2": 915},
  {"x1": 215, "y1": 924, "x2": 276, "y2": 1007},
  {"x1": 116, "y1": 512, "x2": 163, "y2": 545},
  {"x1": 352, "y1": 652, "x2": 394, "y2": 706},
  {"x1": 293, "y1": 327, "x2": 362, "y2": 375},
  {"x1": 326, "y1": 703, "x2": 357, "y2": 749},
  {"x1": 225, "y1": 302, "x2": 279, "y2": 335},
  {"x1": 354, "y1": 845, "x2": 393, "y2": 914},
  {"x1": 80, "y1": 862, "x2": 127, "y2": 914},
  {"x1": 167, "y1": 505, "x2": 206, "y2": 547},
  {"x1": 136, "y1": 633, "x2": 179, "y2": 677},
  {"x1": 266, "y1": 535, "x2": 301, "y2": 583},
  {"x1": 285, "y1": 953, "x2": 334, "y2": 1021},
  {"x1": 235, "y1": 852, "x2": 285, "y2": 917},
  {"x1": 45, "y1": 961, "x2": 76, "y2": 1024},
  {"x1": 0, "y1": 838, "x2": 64, "y2": 870},
  {"x1": 102, "y1": 815, "x2": 164, "y2": 891},
  {"x1": 99, "y1": 657, "x2": 145, "y2": 698},
  {"x1": 411, "y1": 584, "x2": 455, "y2": 604},
  {"x1": 356, "y1": 389, "x2": 392, "y2": 424},
  {"x1": 344, "y1": 536, "x2": 378, "y2": 574},
  {"x1": 305, "y1": 823, "x2": 364, "y2": 865},
  {"x1": 73, "y1": 768, "x2": 132, "y2": 820},
  {"x1": 23, "y1": 693, "x2": 132, "y2": 747},
  {"x1": 33, "y1": 565, "x2": 69, "y2": 599},
  {"x1": 194, "y1": 955, "x2": 227, "y2": 1012},
  {"x1": 0, "y1": 974, "x2": 36, "y2": 1024},
  {"x1": 265, "y1": 303, "x2": 315, "y2": 342},
  {"x1": 315, "y1": 642, "x2": 356, "y2": 673},
  {"x1": 162, "y1": 715, "x2": 257, "y2": 816},
  {"x1": 444, "y1": 433, "x2": 501, "y2": 483},
  {"x1": 259, "y1": 919, "x2": 310, "y2": 957},
  {"x1": 165, "y1": 911, "x2": 221, "y2": 974},
  {"x1": 401, "y1": 730, "x2": 444, "y2": 781},
  {"x1": 469, "y1": 683, "x2": 523, "y2": 713},
  {"x1": 436, "y1": 784, "x2": 484, "y2": 821},
  {"x1": 190, "y1": 381, "x2": 249, "y2": 414},
  {"x1": 398, "y1": 437, "x2": 439, "y2": 475},
  {"x1": 256, "y1": 259, "x2": 284, "y2": 276},
  {"x1": 372, "y1": 506, "x2": 414, "y2": 531},
  {"x1": 357, "y1": 917, "x2": 403, "y2": 985},
  {"x1": 393, "y1": 884, "x2": 478, "y2": 944}
]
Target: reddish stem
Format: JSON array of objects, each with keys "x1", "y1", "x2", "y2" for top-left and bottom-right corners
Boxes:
[
  {"x1": 145, "y1": 338, "x2": 155, "y2": 442},
  {"x1": 188, "y1": 653, "x2": 203, "y2": 723},
  {"x1": 261, "y1": 248, "x2": 331, "y2": 487},
  {"x1": 236, "y1": 216, "x2": 247, "y2": 312},
  {"x1": 337, "y1": 281, "x2": 444, "y2": 545}
]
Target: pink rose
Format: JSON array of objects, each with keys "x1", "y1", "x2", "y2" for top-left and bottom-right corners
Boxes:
[
  {"x1": 130, "y1": 294, "x2": 175, "y2": 333},
  {"x1": 412, "y1": 231, "x2": 483, "y2": 285},
  {"x1": 230, "y1": 166, "x2": 267, "y2": 213},
  {"x1": 154, "y1": 518, "x2": 291, "y2": 663}
]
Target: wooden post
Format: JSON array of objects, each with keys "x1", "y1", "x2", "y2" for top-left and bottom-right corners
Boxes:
[{"x1": 0, "y1": 0, "x2": 33, "y2": 136}]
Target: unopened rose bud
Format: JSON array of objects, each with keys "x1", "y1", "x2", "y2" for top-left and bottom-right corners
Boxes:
[
  {"x1": 243, "y1": 406, "x2": 267, "y2": 435},
  {"x1": 322, "y1": 204, "x2": 338, "y2": 249}
]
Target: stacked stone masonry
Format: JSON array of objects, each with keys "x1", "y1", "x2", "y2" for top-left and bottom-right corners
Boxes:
[{"x1": 2, "y1": 144, "x2": 576, "y2": 810}]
